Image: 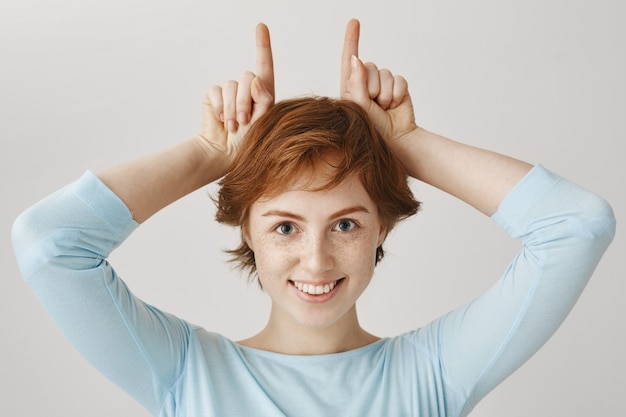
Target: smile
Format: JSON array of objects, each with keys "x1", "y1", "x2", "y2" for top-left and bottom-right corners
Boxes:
[{"x1": 291, "y1": 279, "x2": 344, "y2": 295}]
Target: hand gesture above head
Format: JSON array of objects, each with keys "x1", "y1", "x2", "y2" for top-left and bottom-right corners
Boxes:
[
  {"x1": 340, "y1": 19, "x2": 418, "y2": 147},
  {"x1": 97, "y1": 24, "x2": 276, "y2": 223},
  {"x1": 197, "y1": 23, "x2": 275, "y2": 173}
]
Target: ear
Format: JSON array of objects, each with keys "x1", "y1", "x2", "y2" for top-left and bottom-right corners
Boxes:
[
  {"x1": 377, "y1": 225, "x2": 387, "y2": 247},
  {"x1": 242, "y1": 224, "x2": 254, "y2": 251}
]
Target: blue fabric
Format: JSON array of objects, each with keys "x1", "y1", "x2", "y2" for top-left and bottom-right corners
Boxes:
[{"x1": 12, "y1": 166, "x2": 615, "y2": 416}]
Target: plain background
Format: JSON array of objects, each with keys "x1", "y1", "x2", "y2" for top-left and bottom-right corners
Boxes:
[{"x1": 1, "y1": 0, "x2": 624, "y2": 415}]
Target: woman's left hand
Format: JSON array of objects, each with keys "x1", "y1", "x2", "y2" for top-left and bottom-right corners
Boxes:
[{"x1": 340, "y1": 19, "x2": 419, "y2": 149}]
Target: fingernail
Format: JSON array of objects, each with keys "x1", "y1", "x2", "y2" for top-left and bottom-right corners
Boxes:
[
  {"x1": 237, "y1": 112, "x2": 248, "y2": 125},
  {"x1": 227, "y1": 119, "x2": 237, "y2": 131},
  {"x1": 219, "y1": 113, "x2": 224, "y2": 122},
  {"x1": 351, "y1": 55, "x2": 358, "y2": 70}
]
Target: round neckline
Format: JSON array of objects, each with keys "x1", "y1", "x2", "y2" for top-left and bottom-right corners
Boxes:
[{"x1": 230, "y1": 336, "x2": 389, "y2": 361}]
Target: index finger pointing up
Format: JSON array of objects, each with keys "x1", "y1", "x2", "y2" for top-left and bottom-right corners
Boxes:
[
  {"x1": 340, "y1": 19, "x2": 360, "y2": 97},
  {"x1": 256, "y1": 23, "x2": 275, "y2": 99}
]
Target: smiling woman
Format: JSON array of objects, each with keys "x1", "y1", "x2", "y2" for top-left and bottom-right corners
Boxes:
[
  {"x1": 217, "y1": 97, "x2": 419, "y2": 275},
  {"x1": 241, "y1": 167, "x2": 388, "y2": 354},
  {"x1": 11, "y1": 19, "x2": 616, "y2": 417}
]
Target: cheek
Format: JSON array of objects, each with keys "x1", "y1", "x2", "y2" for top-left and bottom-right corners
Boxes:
[
  {"x1": 337, "y1": 233, "x2": 379, "y2": 272},
  {"x1": 250, "y1": 229, "x2": 381, "y2": 283},
  {"x1": 251, "y1": 236, "x2": 296, "y2": 280}
]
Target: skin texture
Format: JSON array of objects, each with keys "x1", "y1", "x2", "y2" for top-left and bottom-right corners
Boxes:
[{"x1": 239, "y1": 164, "x2": 385, "y2": 354}]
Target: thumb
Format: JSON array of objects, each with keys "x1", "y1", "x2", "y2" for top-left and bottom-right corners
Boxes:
[
  {"x1": 250, "y1": 76, "x2": 274, "y2": 123},
  {"x1": 347, "y1": 55, "x2": 388, "y2": 130},
  {"x1": 345, "y1": 55, "x2": 371, "y2": 108}
]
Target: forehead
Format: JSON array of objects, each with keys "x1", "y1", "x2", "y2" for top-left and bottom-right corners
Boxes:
[{"x1": 251, "y1": 171, "x2": 377, "y2": 217}]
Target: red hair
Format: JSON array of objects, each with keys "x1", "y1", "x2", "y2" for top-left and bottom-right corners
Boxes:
[{"x1": 216, "y1": 97, "x2": 419, "y2": 277}]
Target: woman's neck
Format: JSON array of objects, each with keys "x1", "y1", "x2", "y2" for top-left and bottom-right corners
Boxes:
[{"x1": 238, "y1": 305, "x2": 379, "y2": 355}]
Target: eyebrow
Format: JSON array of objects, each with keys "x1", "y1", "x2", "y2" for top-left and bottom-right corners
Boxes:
[{"x1": 261, "y1": 205, "x2": 371, "y2": 221}]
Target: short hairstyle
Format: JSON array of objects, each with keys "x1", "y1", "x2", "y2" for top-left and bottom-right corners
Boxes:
[{"x1": 216, "y1": 96, "x2": 420, "y2": 278}]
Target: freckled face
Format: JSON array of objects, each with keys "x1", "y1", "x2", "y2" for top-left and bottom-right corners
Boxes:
[{"x1": 244, "y1": 170, "x2": 386, "y2": 330}]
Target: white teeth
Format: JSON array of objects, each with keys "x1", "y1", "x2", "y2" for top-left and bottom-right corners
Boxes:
[{"x1": 293, "y1": 280, "x2": 337, "y2": 295}]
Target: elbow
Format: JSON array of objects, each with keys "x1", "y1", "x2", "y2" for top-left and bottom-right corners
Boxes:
[
  {"x1": 11, "y1": 205, "x2": 78, "y2": 283},
  {"x1": 576, "y1": 193, "x2": 616, "y2": 250},
  {"x1": 12, "y1": 209, "x2": 35, "y2": 264},
  {"x1": 12, "y1": 207, "x2": 47, "y2": 282}
]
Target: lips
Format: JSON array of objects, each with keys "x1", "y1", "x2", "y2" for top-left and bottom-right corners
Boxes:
[{"x1": 290, "y1": 278, "x2": 344, "y2": 295}]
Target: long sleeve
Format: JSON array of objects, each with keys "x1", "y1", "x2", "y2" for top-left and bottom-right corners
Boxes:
[
  {"x1": 12, "y1": 166, "x2": 617, "y2": 417},
  {"x1": 12, "y1": 171, "x2": 191, "y2": 415},
  {"x1": 415, "y1": 165, "x2": 616, "y2": 414}
]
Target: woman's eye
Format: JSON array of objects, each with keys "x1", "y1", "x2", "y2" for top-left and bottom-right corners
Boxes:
[
  {"x1": 334, "y1": 219, "x2": 357, "y2": 232},
  {"x1": 276, "y1": 222, "x2": 295, "y2": 235}
]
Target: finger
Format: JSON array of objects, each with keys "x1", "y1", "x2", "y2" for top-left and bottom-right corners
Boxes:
[
  {"x1": 390, "y1": 75, "x2": 409, "y2": 109},
  {"x1": 376, "y1": 69, "x2": 394, "y2": 110},
  {"x1": 205, "y1": 85, "x2": 224, "y2": 122},
  {"x1": 340, "y1": 19, "x2": 360, "y2": 97},
  {"x1": 222, "y1": 80, "x2": 238, "y2": 132},
  {"x1": 236, "y1": 71, "x2": 255, "y2": 125},
  {"x1": 255, "y1": 23, "x2": 275, "y2": 100},
  {"x1": 346, "y1": 55, "x2": 372, "y2": 108},
  {"x1": 250, "y1": 76, "x2": 274, "y2": 123},
  {"x1": 364, "y1": 62, "x2": 380, "y2": 99},
  {"x1": 347, "y1": 55, "x2": 388, "y2": 131}
]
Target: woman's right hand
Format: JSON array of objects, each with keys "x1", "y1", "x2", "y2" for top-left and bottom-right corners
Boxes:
[
  {"x1": 196, "y1": 23, "x2": 275, "y2": 174},
  {"x1": 98, "y1": 24, "x2": 276, "y2": 223}
]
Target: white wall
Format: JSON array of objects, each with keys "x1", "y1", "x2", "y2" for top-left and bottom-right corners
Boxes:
[{"x1": 1, "y1": 0, "x2": 624, "y2": 415}]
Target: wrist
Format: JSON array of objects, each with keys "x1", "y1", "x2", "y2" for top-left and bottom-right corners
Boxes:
[
  {"x1": 190, "y1": 135, "x2": 234, "y2": 184},
  {"x1": 386, "y1": 126, "x2": 426, "y2": 179}
]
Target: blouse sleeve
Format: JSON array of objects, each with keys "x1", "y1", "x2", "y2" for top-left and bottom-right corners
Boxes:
[
  {"x1": 12, "y1": 171, "x2": 190, "y2": 415},
  {"x1": 415, "y1": 165, "x2": 616, "y2": 414}
]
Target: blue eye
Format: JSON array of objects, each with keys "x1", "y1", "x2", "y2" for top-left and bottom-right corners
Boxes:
[
  {"x1": 334, "y1": 219, "x2": 356, "y2": 232},
  {"x1": 276, "y1": 222, "x2": 295, "y2": 235}
]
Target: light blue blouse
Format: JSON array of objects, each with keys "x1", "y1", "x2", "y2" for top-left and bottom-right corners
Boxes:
[{"x1": 12, "y1": 165, "x2": 615, "y2": 416}]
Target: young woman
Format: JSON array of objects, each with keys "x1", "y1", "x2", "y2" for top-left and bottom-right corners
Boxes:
[{"x1": 12, "y1": 20, "x2": 615, "y2": 416}]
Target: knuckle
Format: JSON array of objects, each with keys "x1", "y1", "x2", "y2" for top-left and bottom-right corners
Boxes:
[
  {"x1": 240, "y1": 70, "x2": 256, "y2": 80},
  {"x1": 364, "y1": 61, "x2": 378, "y2": 71},
  {"x1": 207, "y1": 86, "x2": 222, "y2": 98},
  {"x1": 236, "y1": 99, "x2": 250, "y2": 109}
]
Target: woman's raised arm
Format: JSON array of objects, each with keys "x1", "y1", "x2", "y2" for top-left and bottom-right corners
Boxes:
[
  {"x1": 340, "y1": 19, "x2": 531, "y2": 216},
  {"x1": 98, "y1": 23, "x2": 275, "y2": 223}
]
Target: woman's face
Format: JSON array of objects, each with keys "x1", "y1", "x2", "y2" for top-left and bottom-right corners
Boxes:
[{"x1": 244, "y1": 165, "x2": 386, "y2": 330}]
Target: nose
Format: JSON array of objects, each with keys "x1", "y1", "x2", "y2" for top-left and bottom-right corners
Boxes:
[{"x1": 300, "y1": 232, "x2": 334, "y2": 275}]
